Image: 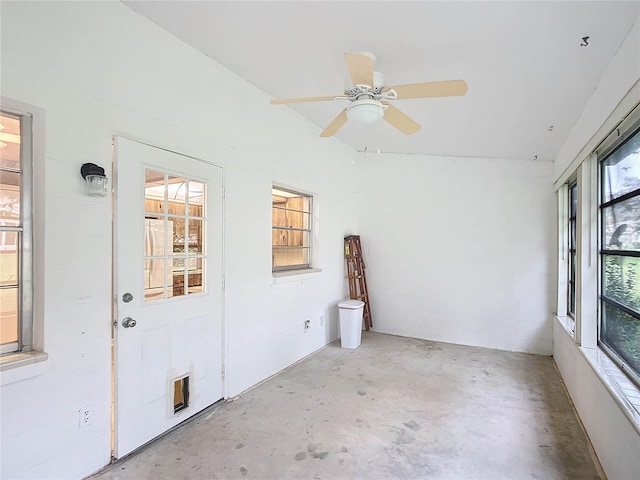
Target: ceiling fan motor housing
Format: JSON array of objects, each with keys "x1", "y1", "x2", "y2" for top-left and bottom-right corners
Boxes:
[{"x1": 344, "y1": 71, "x2": 386, "y2": 96}]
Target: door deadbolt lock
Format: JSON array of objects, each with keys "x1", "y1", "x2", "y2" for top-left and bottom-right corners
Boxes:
[
  {"x1": 122, "y1": 317, "x2": 137, "y2": 328},
  {"x1": 122, "y1": 292, "x2": 133, "y2": 303}
]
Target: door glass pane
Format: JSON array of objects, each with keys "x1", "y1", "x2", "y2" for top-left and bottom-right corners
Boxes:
[
  {"x1": 145, "y1": 219, "x2": 165, "y2": 257},
  {"x1": 169, "y1": 217, "x2": 185, "y2": 254},
  {"x1": 0, "y1": 170, "x2": 21, "y2": 226},
  {"x1": 145, "y1": 170, "x2": 165, "y2": 214},
  {"x1": 0, "y1": 287, "x2": 18, "y2": 345},
  {"x1": 189, "y1": 181, "x2": 205, "y2": 213},
  {"x1": 188, "y1": 257, "x2": 204, "y2": 295},
  {"x1": 170, "y1": 258, "x2": 185, "y2": 298},
  {"x1": 189, "y1": 219, "x2": 203, "y2": 254},
  {"x1": 167, "y1": 176, "x2": 187, "y2": 215},
  {"x1": 144, "y1": 258, "x2": 165, "y2": 302}
]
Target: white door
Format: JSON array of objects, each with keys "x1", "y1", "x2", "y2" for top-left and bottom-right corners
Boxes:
[{"x1": 113, "y1": 137, "x2": 223, "y2": 458}]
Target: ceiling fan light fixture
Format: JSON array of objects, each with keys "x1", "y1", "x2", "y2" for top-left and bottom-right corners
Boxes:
[{"x1": 346, "y1": 99, "x2": 385, "y2": 125}]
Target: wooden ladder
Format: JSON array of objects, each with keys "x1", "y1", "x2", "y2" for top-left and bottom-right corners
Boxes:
[{"x1": 344, "y1": 235, "x2": 372, "y2": 330}]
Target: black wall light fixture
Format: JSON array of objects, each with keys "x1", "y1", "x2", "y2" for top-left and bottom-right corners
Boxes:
[{"x1": 80, "y1": 163, "x2": 108, "y2": 197}]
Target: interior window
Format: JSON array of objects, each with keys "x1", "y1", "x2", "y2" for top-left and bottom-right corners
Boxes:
[
  {"x1": 0, "y1": 109, "x2": 33, "y2": 354},
  {"x1": 272, "y1": 186, "x2": 312, "y2": 271}
]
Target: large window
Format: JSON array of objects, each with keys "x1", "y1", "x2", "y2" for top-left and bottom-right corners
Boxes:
[
  {"x1": 0, "y1": 108, "x2": 33, "y2": 355},
  {"x1": 272, "y1": 186, "x2": 312, "y2": 271},
  {"x1": 599, "y1": 126, "x2": 640, "y2": 383},
  {"x1": 568, "y1": 181, "x2": 577, "y2": 318}
]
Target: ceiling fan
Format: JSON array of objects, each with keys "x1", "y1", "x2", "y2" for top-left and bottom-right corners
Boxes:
[{"x1": 270, "y1": 52, "x2": 468, "y2": 137}]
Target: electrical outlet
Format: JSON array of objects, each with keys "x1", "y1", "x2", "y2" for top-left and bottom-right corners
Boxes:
[
  {"x1": 304, "y1": 320, "x2": 310, "y2": 333},
  {"x1": 320, "y1": 315, "x2": 325, "y2": 326},
  {"x1": 79, "y1": 406, "x2": 92, "y2": 428}
]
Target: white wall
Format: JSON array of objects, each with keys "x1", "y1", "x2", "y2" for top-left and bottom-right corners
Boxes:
[
  {"x1": 0, "y1": 2, "x2": 357, "y2": 479},
  {"x1": 356, "y1": 153, "x2": 555, "y2": 354},
  {"x1": 551, "y1": 13, "x2": 640, "y2": 480},
  {"x1": 554, "y1": 321, "x2": 640, "y2": 479}
]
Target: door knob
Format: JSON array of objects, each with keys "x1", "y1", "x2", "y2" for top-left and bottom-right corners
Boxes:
[{"x1": 122, "y1": 317, "x2": 137, "y2": 328}]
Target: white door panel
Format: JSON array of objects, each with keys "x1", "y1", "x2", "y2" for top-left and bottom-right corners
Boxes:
[{"x1": 114, "y1": 137, "x2": 223, "y2": 458}]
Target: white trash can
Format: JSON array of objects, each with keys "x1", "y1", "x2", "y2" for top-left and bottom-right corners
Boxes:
[{"x1": 338, "y1": 299, "x2": 365, "y2": 349}]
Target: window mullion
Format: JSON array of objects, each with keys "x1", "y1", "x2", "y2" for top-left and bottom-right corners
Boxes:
[{"x1": 575, "y1": 157, "x2": 599, "y2": 348}]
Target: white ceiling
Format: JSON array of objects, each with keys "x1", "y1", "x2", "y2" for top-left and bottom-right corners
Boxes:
[{"x1": 124, "y1": 1, "x2": 639, "y2": 162}]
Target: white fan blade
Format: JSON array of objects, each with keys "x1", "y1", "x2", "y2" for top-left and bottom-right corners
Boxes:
[
  {"x1": 320, "y1": 110, "x2": 348, "y2": 137},
  {"x1": 383, "y1": 103, "x2": 421, "y2": 135}
]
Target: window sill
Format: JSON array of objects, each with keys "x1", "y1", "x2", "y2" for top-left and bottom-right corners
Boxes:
[
  {"x1": 555, "y1": 316, "x2": 640, "y2": 434},
  {"x1": 272, "y1": 268, "x2": 322, "y2": 284},
  {"x1": 555, "y1": 315, "x2": 576, "y2": 339},
  {"x1": 0, "y1": 350, "x2": 48, "y2": 372},
  {"x1": 580, "y1": 346, "x2": 640, "y2": 432}
]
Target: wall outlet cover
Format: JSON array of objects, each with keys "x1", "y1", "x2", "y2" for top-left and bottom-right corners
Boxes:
[{"x1": 79, "y1": 406, "x2": 92, "y2": 428}]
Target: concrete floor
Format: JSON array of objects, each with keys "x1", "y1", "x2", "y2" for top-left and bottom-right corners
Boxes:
[{"x1": 94, "y1": 332, "x2": 603, "y2": 480}]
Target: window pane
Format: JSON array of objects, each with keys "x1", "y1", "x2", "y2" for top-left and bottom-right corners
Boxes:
[
  {"x1": 145, "y1": 169, "x2": 165, "y2": 214},
  {"x1": 0, "y1": 113, "x2": 21, "y2": 170},
  {"x1": 287, "y1": 203, "x2": 308, "y2": 227},
  {"x1": 602, "y1": 130, "x2": 640, "y2": 202},
  {"x1": 568, "y1": 252, "x2": 576, "y2": 315},
  {"x1": 144, "y1": 258, "x2": 166, "y2": 302},
  {"x1": 272, "y1": 208, "x2": 307, "y2": 229},
  {"x1": 601, "y1": 303, "x2": 640, "y2": 374},
  {"x1": 603, "y1": 196, "x2": 640, "y2": 251},
  {"x1": 274, "y1": 225, "x2": 309, "y2": 248},
  {"x1": 273, "y1": 195, "x2": 310, "y2": 236},
  {"x1": 0, "y1": 170, "x2": 21, "y2": 226},
  {"x1": 272, "y1": 207, "x2": 311, "y2": 231},
  {"x1": 272, "y1": 228, "x2": 310, "y2": 249},
  {"x1": 0, "y1": 248, "x2": 18, "y2": 287},
  {"x1": 604, "y1": 255, "x2": 640, "y2": 312},
  {"x1": 272, "y1": 247, "x2": 310, "y2": 268},
  {"x1": 0, "y1": 287, "x2": 19, "y2": 345}
]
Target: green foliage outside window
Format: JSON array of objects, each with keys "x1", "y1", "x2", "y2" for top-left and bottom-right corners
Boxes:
[{"x1": 603, "y1": 257, "x2": 640, "y2": 373}]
